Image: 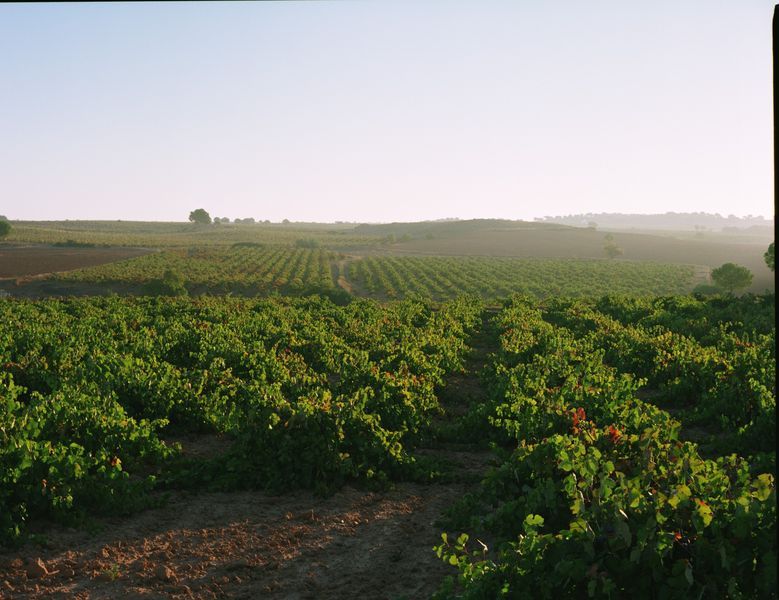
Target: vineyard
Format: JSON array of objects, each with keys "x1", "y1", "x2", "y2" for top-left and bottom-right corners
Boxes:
[
  {"x1": 347, "y1": 255, "x2": 698, "y2": 299},
  {"x1": 39, "y1": 247, "x2": 703, "y2": 301},
  {"x1": 0, "y1": 292, "x2": 775, "y2": 597},
  {"x1": 5, "y1": 221, "x2": 376, "y2": 249},
  {"x1": 2, "y1": 0, "x2": 774, "y2": 595},
  {"x1": 54, "y1": 246, "x2": 338, "y2": 296},
  {"x1": 0, "y1": 295, "x2": 482, "y2": 540},
  {"x1": 5, "y1": 218, "x2": 773, "y2": 293},
  {"x1": 435, "y1": 294, "x2": 775, "y2": 598}
]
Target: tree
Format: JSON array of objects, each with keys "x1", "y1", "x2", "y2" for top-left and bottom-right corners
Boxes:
[
  {"x1": 710, "y1": 262, "x2": 753, "y2": 294},
  {"x1": 603, "y1": 234, "x2": 622, "y2": 259},
  {"x1": 764, "y1": 242, "x2": 775, "y2": 272},
  {"x1": 0, "y1": 219, "x2": 10, "y2": 239},
  {"x1": 188, "y1": 209, "x2": 211, "y2": 225}
]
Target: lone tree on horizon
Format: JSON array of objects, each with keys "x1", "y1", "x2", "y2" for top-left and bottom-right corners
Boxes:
[
  {"x1": 710, "y1": 262, "x2": 753, "y2": 294},
  {"x1": 0, "y1": 219, "x2": 10, "y2": 239},
  {"x1": 189, "y1": 208, "x2": 211, "y2": 225}
]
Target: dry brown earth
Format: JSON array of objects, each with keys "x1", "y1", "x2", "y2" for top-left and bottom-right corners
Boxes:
[
  {"x1": 0, "y1": 449, "x2": 491, "y2": 600},
  {"x1": 0, "y1": 245, "x2": 153, "y2": 280}
]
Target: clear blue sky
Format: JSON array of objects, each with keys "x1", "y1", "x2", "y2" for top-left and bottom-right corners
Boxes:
[{"x1": 0, "y1": 1, "x2": 774, "y2": 222}]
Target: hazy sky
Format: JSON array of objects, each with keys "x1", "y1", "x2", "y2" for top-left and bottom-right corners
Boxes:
[{"x1": 0, "y1": 1, "x2": 774, "y2": 222}]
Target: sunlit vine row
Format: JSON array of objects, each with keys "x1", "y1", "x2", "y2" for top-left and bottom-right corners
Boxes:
[
  {"x1": 435, "y1": 295, "x2": 775, "y2": 599},
  {"x1": 54, "y1": 247, "x2": 337, "y2": 294},
  {"x1": 349, "y1": 256, "x2": 696, "y2": 300},
  {"x1": 0, "y1": 295, "x2": 481, "y2": 543}
]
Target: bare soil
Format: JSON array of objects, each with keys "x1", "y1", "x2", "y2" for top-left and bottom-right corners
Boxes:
[
  {"x1": 0, "y1": 465, "x2": 490, "y2": 600},
  {"x1": 333, "y1": 255, "x2": 372, "y2": 298},
  {"x1": 331, "y1": 258, "x2": 353, "y2": 295},
  {"x1": 0, "y1": 365, "x2": 494, "y2": 599},
  {"x1": 0, "y1": 244, "x2": 153, "y2": 280}
]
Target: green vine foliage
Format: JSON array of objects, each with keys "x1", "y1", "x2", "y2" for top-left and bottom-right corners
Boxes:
[
  {"x1": 0, "y1": 295, "x2": 481, "y2": 542},
  {"x1": 1, "y1": 375, "x2": 172, "y2": 543},
  {"x1": 436, "y1": 295, "x2": 776, "y2": 599},
  {"x1": 0, "y1": 291, "x2": 774, "y2": 596}
]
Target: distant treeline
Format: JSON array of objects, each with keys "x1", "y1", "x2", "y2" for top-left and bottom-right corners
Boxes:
[
  {"x1": 537, "y1": 212, "x2": 772, "y2": 232},
  {"x1": 353, "y1": 218, "x2": 561, "y2": 239}
]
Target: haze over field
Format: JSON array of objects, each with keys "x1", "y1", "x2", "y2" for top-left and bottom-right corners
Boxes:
[{"x1": 0, "y1": 1, "x2": 774, "y2": 222}]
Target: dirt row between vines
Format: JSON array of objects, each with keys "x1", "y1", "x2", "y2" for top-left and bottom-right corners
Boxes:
[
  {"x1": 1, "y1": 465, "x2": 492, "y2": 600},
  {"x1": 0, "y1": 316, "x2": 498, "y2": 600}
]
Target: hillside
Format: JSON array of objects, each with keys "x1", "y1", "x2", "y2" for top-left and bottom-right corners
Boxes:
[
  {"x1": 386, "y1": 226, "x2": 774, "y2": 293},
  {"x1": 353, "y1": 218, "x2": 568, "y2": 239},
  {"x1": 538, "y1": 212, "x2": 773, "y2": 233}
]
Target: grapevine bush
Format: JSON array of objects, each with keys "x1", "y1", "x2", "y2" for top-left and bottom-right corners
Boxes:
[{"x1": 435, "y1": 295, "x2": 776, "y2": 599}]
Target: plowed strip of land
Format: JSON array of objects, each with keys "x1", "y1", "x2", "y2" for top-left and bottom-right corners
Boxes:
[{"x1": 0, "y1": 245, "x2": 153, "y2": 279}]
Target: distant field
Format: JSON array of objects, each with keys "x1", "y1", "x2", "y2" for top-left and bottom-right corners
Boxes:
[
  {"x1": 33, "y1": 246, "x2": 703, "y2": 301},
  {"x1": 53, "y1": 246, "x2": 338, "y2": 296},
  {"x1": 6, "y1": 221, "x2": 378, "y2": 249},
  {"x1": 0, "y1": 244, "x2": 153, "y2": 279},
  {"x1": 389, "y1": 227, "x2": 774, "y2": 292},
  {"x1": 2, "y1": 219, "x2": 773, "y2": 298},
  {"x1": 347, "y1": 255, "x2": 700, "y2": 300}
]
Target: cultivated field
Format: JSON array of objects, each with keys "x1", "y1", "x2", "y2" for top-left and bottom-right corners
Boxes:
[
  {"x1": 0, "y1": 219, "x2": 775, "y2": 598},
  {"x1": 4, "y1": 221, "x2": 375, "y2": 250},
  {"x1": 55, "y1": 246, "x2": 338, "y2": 296},
  {"x1": 347, "y1": 255, "x2": 700, "y2": 300},
  {"x1": 13, "y1": 247, "x2": 703, "y2": 301},
  {"x1": 386, "y1": 226, "x2": 774, "y2": 293},
  {"x1": 0, "y1": 293, "x2": 774, "y2": 597},
  {"x1": 6, "y1": 219, "x2": 772, "y2": 294}
]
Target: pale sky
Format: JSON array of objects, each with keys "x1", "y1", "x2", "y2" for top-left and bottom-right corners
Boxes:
[{"x1": 0, "y1": 1, "x2": 774, "y2": 222}]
